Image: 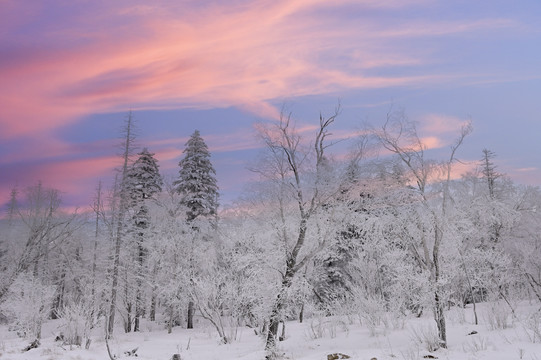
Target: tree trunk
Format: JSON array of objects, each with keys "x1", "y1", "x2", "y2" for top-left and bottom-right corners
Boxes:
[
  {"x1": 187, "y1": 301, "x2": 194, "y2": 329},
  {"x1": 265, "y1": 219, "x2": 309, "y2": 358},
  {"x1": 134, "y1": 313, "x2": 140, "y2": 332},
  {"x1": 460, "y1": 253, "x2": 478, "y2": 325},
  {"x1": 150, "y1": 293, "x2": 156, "y2": 322},
  {"x1": 107, "y1": 235, "x2": 121, "y2": 337},
  {"x1": 168, "y1": 306, "x2": 173, "y2": 334},
  {"x1": 434, "y1": 291, "x2": 446, "y2": 348},
  {"x1": 90, "y1": 182, "x2": 101, "y2": 328},
  {"x1": 433, "y1": 243, "x2": 447, "y2": 349},
  {"x1": 149, "y1": 262, "x2": 159, "y2": 322},
  {"x1": 107, "y1": 111, "x2": 135, "y2": 337},
  {"x1": 134, "y1": 239, "x2": 144, "y2": 332},
  {"x1": 125, "y1": 301, "x2": 132, "y2": 333},
  {"x1": 125, "y1": 268, "x2": 132, "y2": 333},
  {"x1": 265, "y1": 265, "x2": 295, "y2": 354},
  {"x1": 51, "y1": 270, "x2": 66, "y2": 319}
]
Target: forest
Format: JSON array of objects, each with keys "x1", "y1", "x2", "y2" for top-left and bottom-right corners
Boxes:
[{"x1": 1, "y1": 108, "x2": 540, "y2": 360}]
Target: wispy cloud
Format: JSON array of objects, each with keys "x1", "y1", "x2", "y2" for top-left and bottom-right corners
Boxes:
[
  {"x1": 0, "y1": 154, "x2": 119, "y2": 209},
  {"x1": 375, "y1": 18, "x2": 516, "y2": 38},
  {"x1": 0, "y1": 0, "x2": 534, "y2": 207},
  {"x1": 507, "y1": 167, "x2": 541, "y2": 187},
  {"x1": 420, "y1": 113, "x2": 469, "y2": 135},
  {"x1": 516, "y1": 167, "x2": 538, "y2": 172},
  {"x1": 0, "y1": 0, "x2": 521, "y2": 139},
  {"x1": 146, "y1": 127, "x2": 261, "y2": 156}
]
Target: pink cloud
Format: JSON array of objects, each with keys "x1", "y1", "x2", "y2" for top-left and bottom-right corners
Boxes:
[
  {"x1": 0, "y1": 154, "x2": 120, "y2": 211},
  {"x1": 2, "y1": 0, "x2": 533, "y2": 209},
  {"x1": 418, "y1": 136, "x2": 443, "y2": 150},
  {"x1": 40, "y1": 156, "x2": 118, "y2": 192},
  {"x1": 420, "y1": 113, "x2": 470, "y2": 135},
  {"x1": 0, "y1": 0, "x2": 518, "y2": 140},
  {"x1": 450, "y1": 161, "x2": 478, "y2": 180}
]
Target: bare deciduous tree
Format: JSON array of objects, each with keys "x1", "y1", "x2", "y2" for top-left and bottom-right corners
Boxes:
[
  {"x1": 372, "y1": 108, "x2": 472, "y2": 348},
  {"x1": 107, "y1": 110, "x2": 137, "y2": 337},
  {"x1": 254, "y1": 106, "x2": 343, "y2": 358},
  {"x1": 0, "y1": 182, "x2": 78, "y2": 302}
]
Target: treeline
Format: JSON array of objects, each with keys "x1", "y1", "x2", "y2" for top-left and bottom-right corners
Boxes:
[{"x1": 0, "y1": 109, "x2": 540, "y2": 359}]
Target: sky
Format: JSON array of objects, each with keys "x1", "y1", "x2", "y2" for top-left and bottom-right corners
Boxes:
[{"x1": 1, "y1": 0, "x2": 540, "y2": 211}]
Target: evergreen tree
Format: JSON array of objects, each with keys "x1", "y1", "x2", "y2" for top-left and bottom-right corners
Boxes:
[
  {"x1": 125, "y1": 148, "x2": 162, "y2": 332},
  {"x1": 173, "y1": 130, "x2": 218, "y2": 329},
  {"x1": 479, "y1": 148, "x2": 504, "y2": 245},
  {"x1": 480, "y1": 148, "x2": 501, "y2": 199},
  {"x1": 174, "y1": 130, "x2": 219, "y2": 221},
  {"x1": 127, "y1": 148, "x2": 163, "y2": 205}
]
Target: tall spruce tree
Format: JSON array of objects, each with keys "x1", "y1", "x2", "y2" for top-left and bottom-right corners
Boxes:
[
  {"x1": 126, "y1": 148, "x2": 162, "y2": 332},
  {"x1": 174, "y1": 130, "x2": 219, "y2": 221},
  {"x1": 173, "y1": 130, "x2": 219, "y2": 329}
]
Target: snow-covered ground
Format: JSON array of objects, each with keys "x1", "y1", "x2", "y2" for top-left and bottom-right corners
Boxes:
[{"x1": 1, "y1": 301, "x2": 540, "y2": 360}]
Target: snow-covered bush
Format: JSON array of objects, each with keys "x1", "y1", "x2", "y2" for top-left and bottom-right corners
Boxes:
[
  {"x1": 306, "y1": 313, "x2": 326, "y2": 340},
  {"x1": 523, "y1": 310, "x2": 541, "y2": 343},
  {"x1": 355, "y1": 295, "x2": 386, "y2": 336},
  {"x1": 462, "y1": 336, "x2": 489, "y2": 353},
  {"x1": 190, "y1": 273, "x2": 238, "y2": 344},
  {"x1": 56, "y1": 297, "x2": 98, "y2": 349},
  {"x1": 409, "y1": 324, "x2": 441, "y2": 352},
  {"x1": 305, "y1": 311, "x2": 348, "y2": 340},
  {"x1": 482, "y1": 300, "x2": 512, "y2": 330},
  {"x1": 0, "y1": 273, "x2": 55, "y2": 339}
]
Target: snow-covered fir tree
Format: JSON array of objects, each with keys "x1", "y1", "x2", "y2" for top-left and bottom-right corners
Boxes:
[
  {"x1": 174, "y1": 130, "x2": 219, "y2": 221},
  {"x1": 172, "y1": 130, "x2": 219, "y2": 329},
  {"x1": 126, "y1": 148, "x2": 163, "y2": 206},
  {"x1": 125, "y1": 148, "x2": 162, "y2": 332}
]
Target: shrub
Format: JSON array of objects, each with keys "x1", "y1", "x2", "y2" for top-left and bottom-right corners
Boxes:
[
  {"x1": 0, "y1": 273, "x2": 55, "y2": 339},
  {"x1": 409, "y1": 324, "x2": 441, "y2": 352}
]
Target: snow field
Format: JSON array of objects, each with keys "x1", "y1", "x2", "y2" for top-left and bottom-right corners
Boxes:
[{"x1": 1, "y1": 301, "x2": 540, "y2": 360}]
